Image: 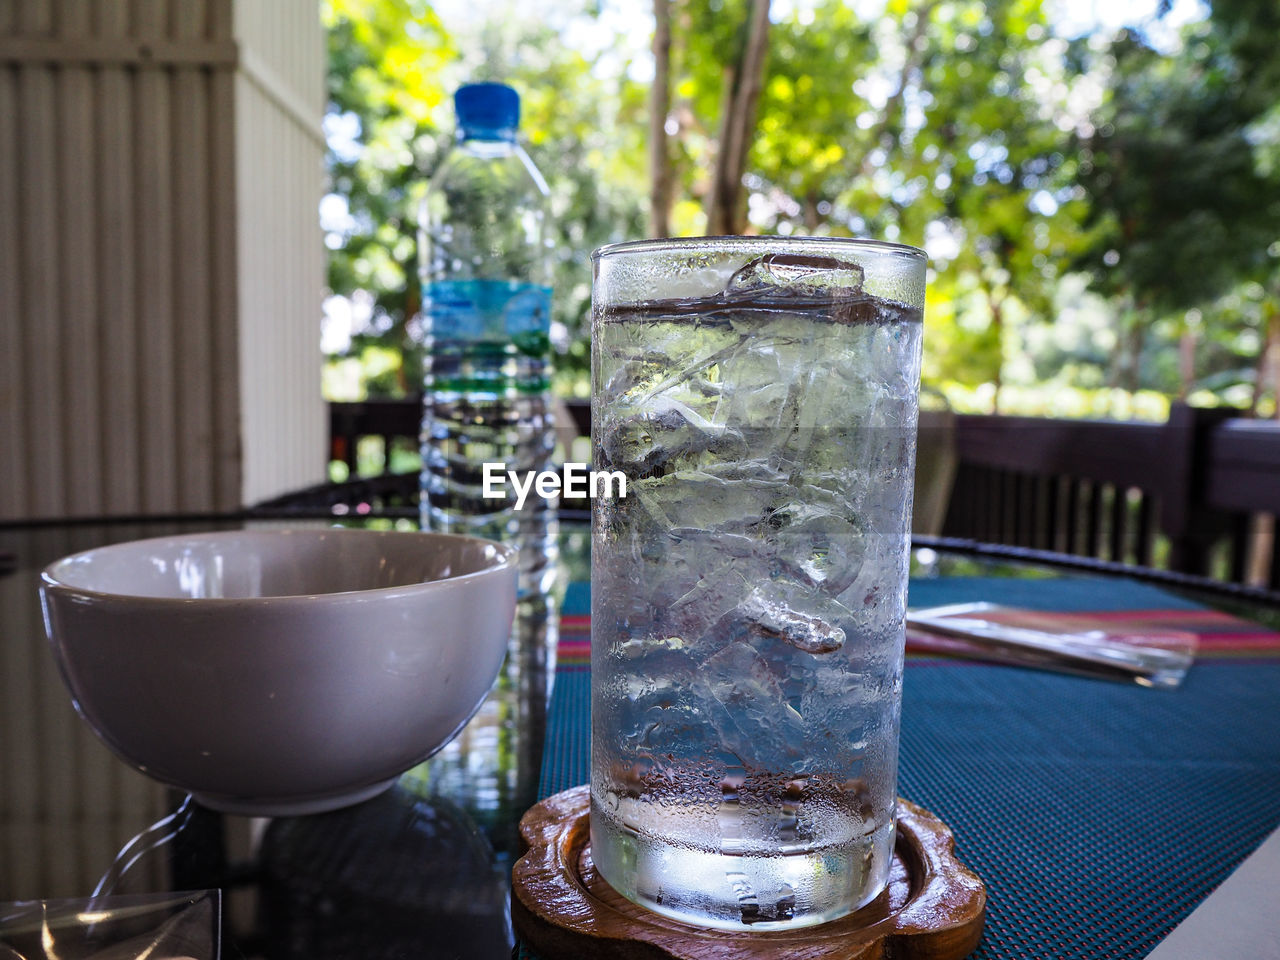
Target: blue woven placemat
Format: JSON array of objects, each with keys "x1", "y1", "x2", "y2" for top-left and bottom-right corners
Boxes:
[{"x1": 528, "y1": 575, "x2": 1280, "y2": 959}]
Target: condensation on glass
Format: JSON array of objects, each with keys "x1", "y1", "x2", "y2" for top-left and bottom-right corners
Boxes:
[{"x1": 589, "y1": 236, "x2": 926, "y2": 930}]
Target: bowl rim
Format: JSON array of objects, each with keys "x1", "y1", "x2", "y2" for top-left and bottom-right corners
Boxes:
[{"x1": 40, "y1": 527, "x2": 519, "y2": 606}]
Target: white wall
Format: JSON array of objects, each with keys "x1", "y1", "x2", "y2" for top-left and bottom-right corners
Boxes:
[{"x1": 234, "y1": 0, "x2": 327, "y2": 505}]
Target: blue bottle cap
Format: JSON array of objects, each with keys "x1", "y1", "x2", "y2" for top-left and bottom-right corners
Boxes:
[{"x1": 454, "y1": 83, "x2": 520, "y2": 141}]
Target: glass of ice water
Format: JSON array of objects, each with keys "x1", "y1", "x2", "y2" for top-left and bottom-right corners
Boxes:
[{"x1": 589, "y1": 237, "x2": 926, "y2": 930}]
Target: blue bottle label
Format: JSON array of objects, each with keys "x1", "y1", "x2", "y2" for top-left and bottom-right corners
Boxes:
[{"x1": 426, "y1": 279, "x2": 552, "y2": 345}]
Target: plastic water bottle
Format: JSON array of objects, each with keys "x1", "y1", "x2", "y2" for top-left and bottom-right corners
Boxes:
[{"x1": 418, "y1": 82, "x2": 557, "y2": 598}]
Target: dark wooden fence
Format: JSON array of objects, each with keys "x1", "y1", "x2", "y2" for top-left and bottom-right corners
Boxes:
[
  {"x1": 329, "y1": 398, "x2": 1280, "y2": 589},
  {"x1": 940, "y1": 406, "x2": 1280, "y2": 588},
  {"x1": 329, "y1": 399, "x2": 422, "y2": 476}
]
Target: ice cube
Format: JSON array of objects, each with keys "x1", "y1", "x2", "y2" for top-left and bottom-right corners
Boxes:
[
  {"x1": 698, "y1": 641, "x2": 806, "y2": 767},
  {"x1": 602, "y1": 358, "x2": 659, "y2": 399},
  {"x1": 613, "y1": 634, "x2": 692, "y2": 661},
  {"x1": 598, "y1": 395, "x2": 744, "y2": 472},
  {"x1": 667, "y1": 560, "x2": 763, "y2": 642},
  {"x1": 770, "y1": 514, "x2": 866, "y2": 597},
  {"x1": 736, "y1": 584, "x2": 848, "y2": 655},
  {"x1": 602, "y1": 322, "x2": 739, "y2": 408},
  {"x1": 613, "y1": 656, "x2": 709, "y2": 757},
  {"x1": 712, "y1": 329, "x2": 801, "y2": 430},
  {"x1": 635, "y1": 466, "x2": 784, "y2": 535},
  {"x1": 722, "y1": 253, "x2": 865, "y2": 303}
]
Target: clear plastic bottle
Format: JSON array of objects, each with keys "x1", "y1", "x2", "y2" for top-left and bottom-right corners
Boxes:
[{"x1": 418, "y1": 82, "x2": 557, "y2": 598}]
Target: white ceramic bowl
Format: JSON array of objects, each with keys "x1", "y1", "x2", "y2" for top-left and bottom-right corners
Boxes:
[{"x1": 40, "y1": 528, "x2": 518, "y2": 815}]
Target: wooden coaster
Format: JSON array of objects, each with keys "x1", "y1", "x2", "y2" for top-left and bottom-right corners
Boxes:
[{"x1": 512, "y1": 785, "x2": 985, "y2": 959}]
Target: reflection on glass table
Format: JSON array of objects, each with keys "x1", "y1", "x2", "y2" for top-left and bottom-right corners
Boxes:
[
  {"x1": 89, "y1": 783, "x2": 512, "y2": 960},
  {"x1": 3, "y1": 516, "x2": 1278, "y2": 960},
  {"x1": 0, "y1": 517, "x2": 558, "y2": 959}
]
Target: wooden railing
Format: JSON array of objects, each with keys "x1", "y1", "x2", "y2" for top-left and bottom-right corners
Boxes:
[
  {"x1": 329, "y1": 399, "x2": 422, "y2": 476},
  {"x1": 328, "y1": 398, "x2": 1280, "y2": 589},
  {"x1": 940, "y1": 406, "x2": 1279, "y2": 588}
]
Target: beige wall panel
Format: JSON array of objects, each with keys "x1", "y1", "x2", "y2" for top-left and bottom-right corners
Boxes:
[
  {"x1": 233, "y1": 0, "x2": 325, "y2": 505},
  {"x1": 0, "y1": 0, "x2": 322, "y2": 519},
  {"x1": 131, "y1": 0, "x2": 167, "y2": 40},
  {"x1": 54, "y1": 0, "x2": 90, "y2": 36},
  {"x1": 17, "y1": 0, "x2": 50, "y2": 35},
  {"x1": 92, "y1": 0, "x2": 142, "y2": 511},
  {"x1": 18, "y1": 65, "x2": 65, "y2": 518},
  {"x1": 59, "y1": 66, "x2": 104, "y2": 516},
  {"x1": 171, "y1": 0, "x2": 207, "y2": 40},
  {"x1": 92, "y1": 0, "x2": 129, "y2": 38},
  {"x1": 235, "y1": 0, "x2": 323, "y2": 127},
  {"x1": 0, "y1": 68, "x2": 27, "y2": 514},
  {"x1": 96, "y1": 67, "x2": 143, "y2": 515},
  {"x1": 209, "y1": 65, "x2": 241, "y2": 508},
  {"x1": 173, "y1": 68, "x2": 216, "y2": 511},
  {"x1": 134, "y1": 68, "x2": 178, "y2": 513},
  {"x1": 51, "y1": 0, "x2": 99, "y2": 518},
  {"x1": 208, "y1": 0, "x2": 231, "y2": 41}
]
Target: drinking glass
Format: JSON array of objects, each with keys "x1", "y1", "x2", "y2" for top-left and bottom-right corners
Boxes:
[{"x1": 590, "y1": 236, "x2": 925, "y2": 930}]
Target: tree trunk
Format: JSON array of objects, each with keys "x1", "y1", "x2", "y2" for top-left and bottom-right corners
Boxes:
[
  {"x1": 1106, "y1": 298, "x2": 1142, "y2": 395},
  {"x1": 989, "y1": 290, "x2": 1004, "y2": 414},
  {"x1": 707, "y1": 65, "x2": 736, "y2": 228},
  {"x1": 1177, "y1": 329, "x2": 1197, "y2": 402},
  {"x1": 649, "y1": 0, "x2": 673, "y2": 238},
  {"x1": 705, "y1": 0, "x2": 771, "y2": 235},
  {"x1": 1125, "y1": 317, "x2": 1145, "y2": 394},
  {"x1": 1249, "y1": 301, "x2": 1280, "y2": 418},
  {"x1": 803, "y1": 189, "x2": 820, "y2": 233},
  {"x1": 1270, "y1": 308, "x2": 1280, "y2": 419}
]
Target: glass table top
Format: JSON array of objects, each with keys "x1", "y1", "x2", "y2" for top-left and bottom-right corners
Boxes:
[{"x1": 1, "y1": 514, "x2": 1277, "y2": 959}]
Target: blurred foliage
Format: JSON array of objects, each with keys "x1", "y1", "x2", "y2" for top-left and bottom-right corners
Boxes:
[
  {"x1": 322, "y1": 0, "x2": 454, "y2": 393},
  {"x1": 322, "y1": 0, "x2": 1280, "y2": 418},
  {"x1": 459, "y1": 10, "x2": 650, "y2": 394},
  {"x1": 1067, "y1": 0, "x2": 1280, "y2": 400},
  {"x1": 1072, "y1": 30, "x2": 1275, "y2": 312},
  {"x1": 322, "y1": 0, "x2": 645, "y2": 400}
]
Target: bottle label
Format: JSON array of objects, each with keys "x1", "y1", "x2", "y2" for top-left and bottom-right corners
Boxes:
[{"x1": 426, "y1": 279, "x2": 552, "y2": 352}]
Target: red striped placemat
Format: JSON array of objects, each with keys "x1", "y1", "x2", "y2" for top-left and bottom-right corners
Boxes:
[
  {"x1": 558, "y1": 613, "x2": 590, "y2": 668},
  {"x1": 558, "y1": 607, "x2": 1280, "y2": 665}
]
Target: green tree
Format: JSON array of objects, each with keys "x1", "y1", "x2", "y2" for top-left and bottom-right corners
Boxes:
[
  {"x1": 323, "y1": 0, "x2": 454, "y2": 396},
  {"x1": 323, "y1": 0, "x2": 646, "y2": 400},
  {"x1": 741, "y1": 0, "x2": 1087, "y2": 408},
  {"x1": 458, "y1": 9, "x2": 649, "y2": 393},
  {"x1": 902, "y1": 0, "x2": 1089, "y2": 408},
  {"x1": 1070, "y1": 12, "x2": 1280, "y2": 397},
  {"x1": 322, "y1": 0, "x2": 1280, "y2": 417}
]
